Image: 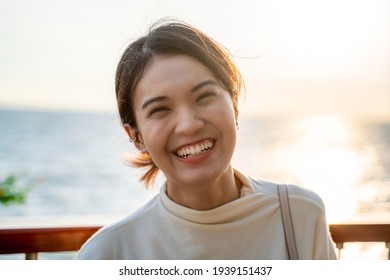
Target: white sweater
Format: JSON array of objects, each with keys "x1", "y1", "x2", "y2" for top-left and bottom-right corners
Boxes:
[{"x1": 77, "y1": 170, "x2": 337, "y2": 260}]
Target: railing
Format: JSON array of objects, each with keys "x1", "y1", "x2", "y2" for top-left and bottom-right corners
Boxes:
[
  {"x1": 0, "y1": 226, "x2": 100, "y2": 260},
  {"x1": 0, "y1": 223, "x2": 389, "y2": 260},
  {"x1": 329, "y1": 224, "x2": 390, "y2": 260}
]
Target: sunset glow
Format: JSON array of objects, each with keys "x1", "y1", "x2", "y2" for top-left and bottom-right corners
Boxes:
[{"x1": 249, "y1": 115, "x2": 385, "y2": 223}]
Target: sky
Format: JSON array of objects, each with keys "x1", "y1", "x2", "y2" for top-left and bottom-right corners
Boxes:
[{"x1": 0, "y1": 0, "x2": 389, "y2": 122}]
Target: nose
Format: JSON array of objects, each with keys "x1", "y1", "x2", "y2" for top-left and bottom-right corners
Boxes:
[{"x1": 174, "y1": 108, "x2": 204, "y2": 136}]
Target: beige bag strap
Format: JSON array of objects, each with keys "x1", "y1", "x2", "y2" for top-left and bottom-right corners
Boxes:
[{"x1": 278, "y1": 184, "x2": 298, "y2": 260}]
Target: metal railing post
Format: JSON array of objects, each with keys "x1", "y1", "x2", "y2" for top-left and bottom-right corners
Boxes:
[
  {"x1": 26, "y1": 252, "x2": 38, "y2": 260},
  {"x1": 335, "y1": 242, "x2": 343, "y2": 260}
]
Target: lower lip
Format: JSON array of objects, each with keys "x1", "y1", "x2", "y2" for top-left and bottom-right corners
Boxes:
[{"x1": 175, "y1": 143, "x2": 216, "y2": 164}]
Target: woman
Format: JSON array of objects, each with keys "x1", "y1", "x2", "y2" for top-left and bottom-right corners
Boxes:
[{"x1": 77, "y1": 20, "x2": 337, "y2": 260}]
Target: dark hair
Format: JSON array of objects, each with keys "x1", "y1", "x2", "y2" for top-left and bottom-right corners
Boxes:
[{"x1": 115, "y1": 19, "x2": 243, "y2": 188}]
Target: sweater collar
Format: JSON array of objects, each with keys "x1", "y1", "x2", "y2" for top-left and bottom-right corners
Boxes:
[{"x1": 159, "y1": 169, "x2": 257, "y2": 224}]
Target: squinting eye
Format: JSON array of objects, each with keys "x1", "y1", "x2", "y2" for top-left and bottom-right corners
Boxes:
[
  {"x1": 197, "y1": 92, "x2": 216, "y2": 102},
  {"x1": 148, "y1": 107, "x2": 170, "y2": 117}
]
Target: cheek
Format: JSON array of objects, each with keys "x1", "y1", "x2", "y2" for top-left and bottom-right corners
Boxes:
[
  {"x1": 139, "y1": 120, "x2": 170, "y2": 151},
  {"x1": 209, "y1": 98, "x2": 236, "y2": 124}
]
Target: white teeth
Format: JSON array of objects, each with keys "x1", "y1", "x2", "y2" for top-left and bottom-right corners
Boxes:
[{"x1": 176, "y1": 140, "x2": 214, "y2": 158}]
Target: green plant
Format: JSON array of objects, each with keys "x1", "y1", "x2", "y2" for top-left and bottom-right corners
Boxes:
[{"x1": 0, "y1": 175, "x2": 29, "y2": 205}]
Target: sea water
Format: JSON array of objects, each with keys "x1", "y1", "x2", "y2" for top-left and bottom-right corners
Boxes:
[{"x1": 0, "y1": 108, "x2": 389, "y2": 259}]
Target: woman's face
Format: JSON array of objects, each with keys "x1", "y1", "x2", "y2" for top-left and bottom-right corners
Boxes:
[{"x1": 127, "y1": 54, "x2": 237, "y2": 188}]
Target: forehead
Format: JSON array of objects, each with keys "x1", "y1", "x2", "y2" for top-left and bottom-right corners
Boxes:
[{"x1": 135, "y1": 54, "x2": 217, "y2": 97}]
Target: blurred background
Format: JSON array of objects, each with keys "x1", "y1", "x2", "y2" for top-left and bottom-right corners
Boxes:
[{"x1": 0, "y1": 0, "x2": 389, "y2": 259}]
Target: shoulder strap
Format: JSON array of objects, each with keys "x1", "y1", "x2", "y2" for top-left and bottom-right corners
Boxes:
[{"x1": 278, "y1": 184, "x2": 298, "y2": 260}]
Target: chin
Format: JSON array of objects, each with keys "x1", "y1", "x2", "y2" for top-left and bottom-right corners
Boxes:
[{"x1": 176, "y1": 164, "x2": 231, "y2": 186}]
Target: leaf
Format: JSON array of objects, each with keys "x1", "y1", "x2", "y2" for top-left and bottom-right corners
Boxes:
[{"x1": 0, "y1": 175, "x2": 29, "y2": 206}]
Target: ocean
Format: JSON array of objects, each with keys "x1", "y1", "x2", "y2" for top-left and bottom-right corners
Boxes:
[{"x1": 0, "y1": 108, "x2": 389, "y2": 259}]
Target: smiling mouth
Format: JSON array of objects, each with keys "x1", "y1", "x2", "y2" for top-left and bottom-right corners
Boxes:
[{"x1": 175, "y1": 139, "x2": 215, "y2": 159}]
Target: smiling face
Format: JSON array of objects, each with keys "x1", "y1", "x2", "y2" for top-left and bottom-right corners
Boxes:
[{"x1": 125, "y1": 54, "x2": 237, "y2": 190}]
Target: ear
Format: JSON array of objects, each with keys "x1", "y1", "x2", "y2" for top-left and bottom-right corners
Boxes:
[{"x1": 123, "y1": 123, "x2": 147, "y2": 153}]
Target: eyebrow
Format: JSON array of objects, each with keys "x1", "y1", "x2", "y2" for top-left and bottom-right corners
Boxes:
[
  {"x1": 142, "y1": 96, "x2": 167, "y2": 110},
  {"x1": 141, "y1": 79, "x2": 218, "y2": 110},
  {"x1": 190, "y1": 80, "x2": 219, "y2": 93}
]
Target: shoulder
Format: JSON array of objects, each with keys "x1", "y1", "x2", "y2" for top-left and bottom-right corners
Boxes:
[
  {"x1": 248, "y1": 177, "x2": 328, "y2": 227},
  {"x1": 76, "y1": 195, "x2": 160, "y2": 259},
  {"x1": 237, "y1": 170, "x2": 326, "y2": 212}
]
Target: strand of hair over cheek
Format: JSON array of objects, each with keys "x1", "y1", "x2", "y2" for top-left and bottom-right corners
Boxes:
[{"x1": 124, "y1": 153, "x2": 159, "y2": 189}]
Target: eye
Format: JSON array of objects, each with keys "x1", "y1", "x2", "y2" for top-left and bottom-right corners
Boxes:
[
  {"x1": 197, "y1": 92, "x2": 216, "y2": 103},
  {"x1": 148, "y1": 106, "x2": 170, "y2": 117}
]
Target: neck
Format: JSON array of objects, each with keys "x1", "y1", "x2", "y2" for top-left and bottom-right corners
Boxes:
[{"x1": 165, "y1": 167, "x2": 242, "y2": 211}]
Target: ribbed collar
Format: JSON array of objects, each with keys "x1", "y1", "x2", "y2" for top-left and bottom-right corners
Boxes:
[{"x1": 159, "y1": 170, "x2": 259, "y2": 224}]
